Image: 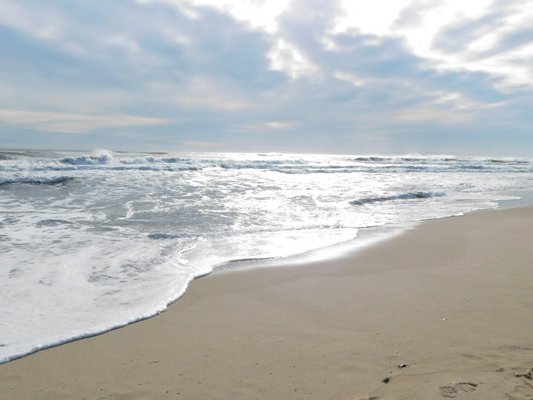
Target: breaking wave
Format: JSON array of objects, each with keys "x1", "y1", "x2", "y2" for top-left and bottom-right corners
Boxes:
[{"x1": 61, "y1": 150, "x2": 113, "y2": 165}]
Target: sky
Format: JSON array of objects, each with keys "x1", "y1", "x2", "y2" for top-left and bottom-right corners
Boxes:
[{"x1": 0, "y1": 0, "x2": 532, "y2": 155}]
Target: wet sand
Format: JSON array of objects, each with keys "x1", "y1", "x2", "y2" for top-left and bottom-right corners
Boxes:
[{"x1": 1, "y1": 206, "x2": 532, "y2": 399}]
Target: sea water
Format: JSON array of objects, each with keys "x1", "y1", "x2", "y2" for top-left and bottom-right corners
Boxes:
[{"x1": 1, "y1": 149, "x2": 532, "y2": 363}]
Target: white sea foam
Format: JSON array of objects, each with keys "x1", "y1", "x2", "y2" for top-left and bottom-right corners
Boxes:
[{"x1": 0, "y1": 149, "x2": 532, "y2": 363}]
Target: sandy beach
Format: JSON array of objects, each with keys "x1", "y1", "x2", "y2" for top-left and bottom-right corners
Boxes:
[{"x1": 1, "y1": 205, "x2": 532, "y2": 399}]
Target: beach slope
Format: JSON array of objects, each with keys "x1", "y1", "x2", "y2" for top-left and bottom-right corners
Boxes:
[{"x1": 1, "y1": 206, "x2": 532, "y2": 399}]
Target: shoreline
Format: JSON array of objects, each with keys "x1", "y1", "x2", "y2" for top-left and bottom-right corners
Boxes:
[
  {"x1": 1, "y1": 205, "x2": 533, "y2": 399},
  {"x1": 0, "y1": 200, "x2": 516, "y2": 366}
]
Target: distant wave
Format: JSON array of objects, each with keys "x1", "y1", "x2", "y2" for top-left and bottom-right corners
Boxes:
[
  {"x1": 257, "y1": 152, "x2": 283, "y2": 157},
  {"x1": 485, "y1": 158, "x2": 530, "y2": 165},
  {"x1": 2, "y1": 150, "x2": 531, "y2": 176},
  {"x1": 119, "y1": 156, "x2": 189, "y2": 164},
  {"x1": 0, "y1": 176, "x2": 74, "y2": 186},
  {"x1": 353, "y1": 155, "x2": 458, "y2": 163},
  {"x1": 0, "y1": 151, "x2": 30, "y2": 160},
  {"x1": 350, "y1": 191, "x2": 446, "y2": 206},
  {"x1": 217, "y1": 162, "x2": 366, "y2": 174},
  {"x1": 61, "y1": 155, "x2": 111, "y2": 166},
  {"x1": 59, "y1": 151, "x2": 204, "y2": 171},
  {"x1": 61, "y1": 149, "x2": 114, "y2": 166},
  {"x1": 353, "y1": 155, "x2": 532, "y2": 165}
]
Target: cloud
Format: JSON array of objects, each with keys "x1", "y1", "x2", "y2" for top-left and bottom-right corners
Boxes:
[
  {"x1": 0, "y1": 0, "x2": 287, "y2": 132},
  {"x1": 402, "y1": 0, "x2": 533, "y2": 90},
  {"x1": 143, "y1": 0, "x2": 290, "y2": 33},
  {"x1": 182, "y1": 140, "x2": 222, "y2": 148},
  {"x1": 0, "y1": 0, "x2": 531, "y2": 155},
  {"x1": 0, "y1": 0, "x2": 65, "y2": 40},
  {"x1": 156, "y1": 77, "x2": 253, "y2": 112},
  {"x1": 0, "y1": 109, "x2": 170, "y2": 133},
  {"x1": 235, "y1": 121, "x2": 297, "y2": 133},
  {"x1": 276, "y1": 0, "x2": 504, "y2": 111}
]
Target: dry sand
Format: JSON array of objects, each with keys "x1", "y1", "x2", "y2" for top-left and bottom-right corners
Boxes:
[{"x1": 1, "y1": 206, "x2": 532, "y2": 400}]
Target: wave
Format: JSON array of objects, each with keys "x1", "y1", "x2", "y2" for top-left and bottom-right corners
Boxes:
[
  {"x1": 58, "y1": 151, "x2": 203, "y2": 171},
  {"x1": 2, "y1": 150, "x2": 532, "y2": 177},
  {"x1": 0, "y1": 150, "x2": 31, "y2": 160},
  {"x1": 0, "y1": 176, "x2": 74, "y2": 186},
  {"x1": 118, "y1": 156, "x2": 189, "y2": 165},
  {"x1": 61, "y1": 156, "x2": 110, "y2": 165},
  {"x1": 352, "y1": 155, "x2": 532, "y2": 165},
  {"x1": 484, "y1": 158, "x2": 530, "y2": 165},
  {"x1": 257, "y1": 152, "x2": 283, "y2": 157},
  {"x1": 350, "y1": 191, "x2": 446, "y2": 206},
  {"x1": 107, "y1": 165, "x2": 200, "y2": 172},
  {"x1": 61, "y1": 149, "x2": 113, "y2": 166},
  {"x1": 353, "y1": 155, "x2": 458, "y2": 163}
]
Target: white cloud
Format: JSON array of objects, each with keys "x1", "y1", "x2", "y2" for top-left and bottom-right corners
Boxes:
[
  {"x1": 333, "y1": 71, "x2": 366, "y2": 87},
  {"x1": 137, "y1": 0, "x2": 201, "y2": 19},
  {"x1": 235, "y1": 121, "x2": 296, "y2": 133},
  {"x1": 138, "y1": 0, "x2": 289, "y2": 32},
  {"x1": 392, "y1": 0, "x2": 533, "y2": 88},
  {"x1": 321, "y1": 0, "x2": 533, "y2": 89},
  {"x1": 265, "y1": 121, "x2": 293, "y2": 129},
  {"x1": 268, "y1": 38, "x2": 319, "y2": 79},
  {"x1": 185, "y1": 0, "x2": 289, "y2": 32},
  {"x1": 335, "y1": 0, "x2": 412, "y2": 35}
]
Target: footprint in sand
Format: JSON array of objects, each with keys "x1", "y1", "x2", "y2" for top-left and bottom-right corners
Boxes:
[
  {"x1": 509, "y1": 368, "x2": 533, "y2": 399},
  {"x1": 439, "y1": 382, "x2": 478, "y2": 398},
  {"x1": 507, "y1": 387, "x2": 533, "y2": 400}
]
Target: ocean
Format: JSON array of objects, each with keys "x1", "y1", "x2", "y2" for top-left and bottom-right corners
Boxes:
[{"x1": 1, "y1": 149, "x2": 532, "y2": 363}]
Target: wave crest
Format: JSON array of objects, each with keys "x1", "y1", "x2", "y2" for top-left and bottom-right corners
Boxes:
[{"x1": 61, "y1": 149, "x2": 113, "y2": 166}]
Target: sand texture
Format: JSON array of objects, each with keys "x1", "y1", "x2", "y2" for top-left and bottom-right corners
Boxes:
[{"x1": 1, "y1": 206, "x2": 532, "y2": 399}]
